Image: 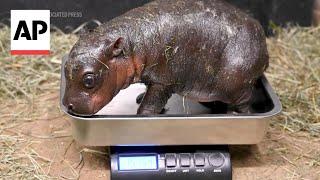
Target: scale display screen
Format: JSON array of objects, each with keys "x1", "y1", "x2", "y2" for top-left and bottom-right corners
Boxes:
[{"x1": 118, "y1": 155, "x2": 158, "y2": 171}]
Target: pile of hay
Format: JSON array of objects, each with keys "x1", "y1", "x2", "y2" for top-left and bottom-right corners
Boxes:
[
  {"x1": 0, "y1": 25, "x2": 77, "y2": 100},
  {"x1": 0, "y1": 25, "x2": 77, "y2": 179},
  {"x1": 266, "y1": 26, "x2": 320, "y2": 136}
]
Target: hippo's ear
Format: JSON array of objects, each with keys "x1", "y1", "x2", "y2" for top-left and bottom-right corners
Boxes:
[{"x1": 111, "y1": 37, "x2": 124, "y2": 57}]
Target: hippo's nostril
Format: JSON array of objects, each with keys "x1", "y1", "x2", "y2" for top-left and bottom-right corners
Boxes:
[{"x1": 68, "y1": 104, "x2": 74, "y2": 111}]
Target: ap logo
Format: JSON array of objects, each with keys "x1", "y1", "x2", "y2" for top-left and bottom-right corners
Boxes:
[{"x1": 11, "y1": 10, "x2": 50, "y2": 55}]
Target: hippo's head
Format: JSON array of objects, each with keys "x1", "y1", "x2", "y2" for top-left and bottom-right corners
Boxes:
[{"x1": 62, "y1": 35, "x2": 136, "y2": 116}]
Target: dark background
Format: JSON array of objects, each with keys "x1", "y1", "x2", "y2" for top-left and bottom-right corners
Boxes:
[{"x1": 0, "y1": 0, "x2": 315, "y2": 34}]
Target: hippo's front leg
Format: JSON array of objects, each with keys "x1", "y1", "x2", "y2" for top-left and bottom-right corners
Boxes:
[{"x1": 137, "y1": 84, "x2": 172, "y2": 114}]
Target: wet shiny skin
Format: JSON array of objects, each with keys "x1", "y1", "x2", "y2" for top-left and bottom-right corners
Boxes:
[{"x1": 62, "y1": 0, "x2": 269, "y2": 115}]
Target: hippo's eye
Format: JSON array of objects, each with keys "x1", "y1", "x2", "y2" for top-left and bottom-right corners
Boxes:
[{"x1": 83, "y1": 73, "x2": 95, "y2": 89}]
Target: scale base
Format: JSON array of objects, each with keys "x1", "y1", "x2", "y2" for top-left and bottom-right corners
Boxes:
[{"x1": 110, "y1": 146, "x2": 232, "y2": 180}]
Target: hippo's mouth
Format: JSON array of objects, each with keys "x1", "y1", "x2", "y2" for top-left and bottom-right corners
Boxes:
[
  {"x1": 62, "y1": 102, "x2": 97, "y2": 117},
  {"x1": 67, "y1": 109, "x2": 95, "y2": 117}
]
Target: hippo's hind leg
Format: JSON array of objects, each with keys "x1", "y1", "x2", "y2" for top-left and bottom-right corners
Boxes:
[
  {"x1": 214, "y1": 72, "x2": 254, "y2": 114},
  {"x1": 219, "y1": 22, "x2": 267, "y2": 114},
  {"x1": 230, "y1": 87, "x2": 253, "y2": 113},
  {"x1": 137, "y1": 84, "x2": 172, "y2": 114}
]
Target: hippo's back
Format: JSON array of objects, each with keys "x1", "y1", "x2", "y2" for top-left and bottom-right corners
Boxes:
[
  {"x1": 125, "y1": 0, "x2": 254, "y2": 27},
  {"x1": 105, "y1": 0, "x2": 265, "y2": 57},
  {"x1": 106, "y1": 0, "x2": 257, "y2": 34}
]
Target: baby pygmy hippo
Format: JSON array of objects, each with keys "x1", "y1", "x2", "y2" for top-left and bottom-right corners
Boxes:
[{"x1": 62, "y1": 0, "x2": 269, "y2": 116}]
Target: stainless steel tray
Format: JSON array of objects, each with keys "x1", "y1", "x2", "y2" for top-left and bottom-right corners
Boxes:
[{"x1": 60, "y1": 57, "x2": 281, "y2": 146}]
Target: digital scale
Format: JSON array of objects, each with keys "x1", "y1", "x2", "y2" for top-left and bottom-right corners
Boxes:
[
  {"x1": 60, "y1": 57, "x2": 281, "y2": 180},
  {"x1": 110, "y1": 146, "x2": 231, "y2": 180}
]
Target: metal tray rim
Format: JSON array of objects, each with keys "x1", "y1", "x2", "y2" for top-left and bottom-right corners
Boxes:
[{"x1": 60, "y1": 75, "x2": 282, "y2": 121}]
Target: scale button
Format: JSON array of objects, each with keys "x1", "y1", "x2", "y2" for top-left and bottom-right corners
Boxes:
[
  {"x1": 179, "y1": 153, "x2": 191, "y2": 167},
  {"x1": 209, "y1": 153, "x2": 225, "y2": 168},
  {"x1": 194, "y1": 153, "x2": 205, "y2": 167},
  {"x1": 165, "y1": 154, "x2": 177, "y2": 168}
]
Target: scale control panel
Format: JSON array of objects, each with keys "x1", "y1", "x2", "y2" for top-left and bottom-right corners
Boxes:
[{"x1": 110, "y1": 146, "x2": 231, "y2": 180}]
